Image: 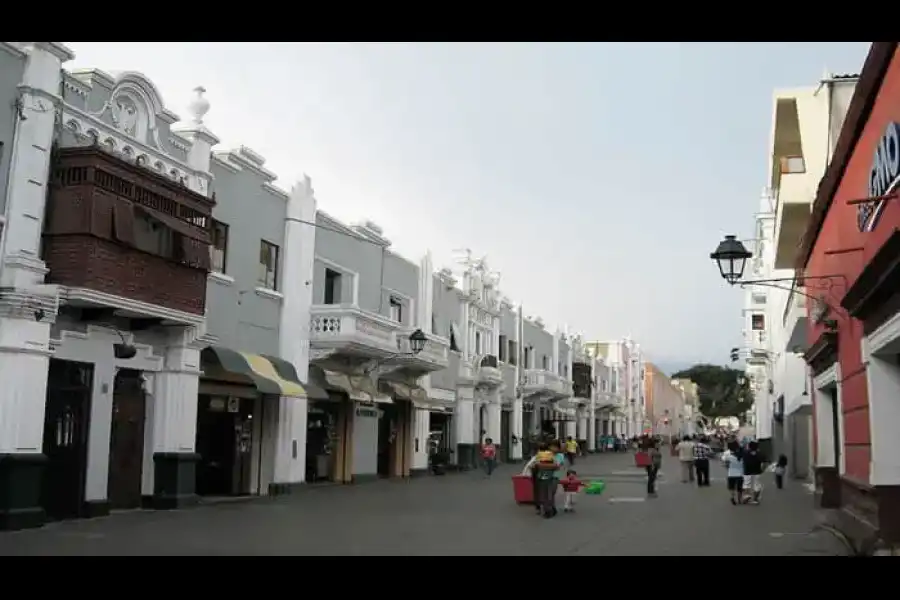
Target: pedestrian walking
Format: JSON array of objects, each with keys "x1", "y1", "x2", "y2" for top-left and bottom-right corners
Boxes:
[
  {"x1": 532, "y1": 443, "x2": 560, "y2": 518},
  {"x1": 693, "y1": 436, "x2": 713, "y2": 487},
  {"x1": 774, "y1": 454, "x2": 788, "y2": 489},
  {"x1": 723, "y1": 441, "x2": 745, "y2": 505},
  {"x1": 480, "y1": 437, "x2": 497, "y2": 476},
  {"x1": 741, "y1": 441, "x2": 767, "y2": 504},
  {"x1": 675, "y1": 435, "x2": 695, "y2": 483},
  {"x1": 565, "y1": 436, "x2": 578, "y2": 466},
  {"x1": 645, "y1": 439, "x2": 663, "y2": 496},
  {"x1": 523, "y1": 445, "x2": 549, "y2": 514}
]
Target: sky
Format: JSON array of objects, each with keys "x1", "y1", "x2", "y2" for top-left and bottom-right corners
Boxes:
[{"x1": 64, "y1": 42, "x2": 871, "y2": 374}]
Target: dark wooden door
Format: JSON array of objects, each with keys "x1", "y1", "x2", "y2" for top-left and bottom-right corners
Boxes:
[
  {"x1": 107, "y1": 370, "x2": 146, "y2": 510},
  {"x1": 42, "y1": 360, "x2": 93, "y2": 521},
  {"x1": 377, "y1": 404, "x2": 396, "y2": 478},
  {"x1": 196, "y1": 396, "x2": 237, "y2": 496}
]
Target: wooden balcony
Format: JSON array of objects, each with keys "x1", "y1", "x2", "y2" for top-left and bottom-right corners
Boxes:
[{"x1": 43, "y1": 147, "x2": 214, "y2": 316}]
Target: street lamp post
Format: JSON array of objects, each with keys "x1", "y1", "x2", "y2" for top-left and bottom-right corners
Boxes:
[{"x1": 708, "y1": 235, "x2": 847, "y2": 313}]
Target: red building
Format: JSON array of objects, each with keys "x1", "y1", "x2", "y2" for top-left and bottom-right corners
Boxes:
[{"x1": 798, "y1": 41, "x2": 900, "y2": 554}]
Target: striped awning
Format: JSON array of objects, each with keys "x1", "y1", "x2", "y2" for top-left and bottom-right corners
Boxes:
[{"x1": 201, "y1": 347, "x2": 327, "y2": 399}]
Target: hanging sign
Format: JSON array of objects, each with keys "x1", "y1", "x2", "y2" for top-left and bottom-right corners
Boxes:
[{"x1": 859, "y1": 121, "x2": 900, "y2": 232}]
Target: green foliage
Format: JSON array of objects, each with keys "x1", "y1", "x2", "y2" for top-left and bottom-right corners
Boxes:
[{"x1": 672, "y1": 363, "x2": 754, "y2": 423}]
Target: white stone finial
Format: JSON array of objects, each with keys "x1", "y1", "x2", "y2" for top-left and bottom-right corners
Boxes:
[{"x1": 187, "y1": 86, "x2": 210, "y2": 125}]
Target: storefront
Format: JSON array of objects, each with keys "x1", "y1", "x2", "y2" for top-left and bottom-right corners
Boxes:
[
  {"x1": 797, "y1": 42, "x2": 900, "y2": 553},
  {"x1": 198, "y1": 347, "x2": 325, "y2": 497},
  {"x1": 305, "y1": 366, "x2": 393, "y2": 484}
]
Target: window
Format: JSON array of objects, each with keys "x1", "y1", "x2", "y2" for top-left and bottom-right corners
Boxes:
[
  {"x1": 210, "y1": 219, "x2": 228, "y2": 273},
  {"x1": 389, "y1": 296, "x2": 403, "y2": 323},
  {"x1": 752, "y1": 293, "x2": 767, "y2": 305},
  {"x1": 449, "y1": 323, "x2": 460, "y2": 352},
  {"x1": 542, "y1": 355, "x2": 549, "y2": 370},
  {"x1": 258, "y1": 240, "x2": 279, "y2": 290},
  {"x1": 524, "y1": 346, "x2": 533, "y2": 369},
  {"x1": 780, "y1": 156, "x2": 806, "y2": 174},
  {"x1": 475, "y1": 330, "x2": 483, "y2": 355},
  {"x1": 508, "y1": 339, "x2": 518, "y2": 366},
  {"x1": 324, "y1": 268, "x2": 342, "y2": 305},
  {"x1": 431, "y1": 313, "x2": 438, "y2": 335},
  {"x1": 751, "y1": 314, "x2": 766, "y2": 331},
  {"x1": 498, "y1": 335, "x2": 508, "y2": 362}
]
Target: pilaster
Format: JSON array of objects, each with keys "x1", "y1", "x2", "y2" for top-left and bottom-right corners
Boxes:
[
  {"x1": 511, "y1": 398, "x2": 524, "y2": 460},
  {"x1": 271, "y1": 176, "x2": 318, "y2": 491},
  {"x1": 144, "y1": 326, "x2": 202, "y2": 509},
  {"x1": 411, "y1": 408, "x2": 430, "y2": 474}
]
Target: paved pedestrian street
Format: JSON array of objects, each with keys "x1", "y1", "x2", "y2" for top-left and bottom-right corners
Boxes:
[{"x1": 0, "y1": 453, "x2": 846, "y2": 556}]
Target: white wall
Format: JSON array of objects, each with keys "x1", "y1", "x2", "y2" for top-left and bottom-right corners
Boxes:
[{"x1": 352, "y1": 404, "x2": 379, "y2": 476}]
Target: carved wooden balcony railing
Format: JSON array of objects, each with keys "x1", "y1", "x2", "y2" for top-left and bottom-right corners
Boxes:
[{"x1": 43, "y1": 147, "x2": 215, "y2": 315}]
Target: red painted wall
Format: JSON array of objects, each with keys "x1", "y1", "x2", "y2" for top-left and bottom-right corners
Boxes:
[{"x1": 806, "y1": 44, "x2": 900, "y2": 484}]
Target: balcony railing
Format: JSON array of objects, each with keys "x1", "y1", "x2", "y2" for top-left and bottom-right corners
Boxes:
[
  {"x1": 523, "y1": 368, "x2": 567, "y2": 398},
  {"x1": 309, "y1": 304, "x2": 400, "y2": 357}
]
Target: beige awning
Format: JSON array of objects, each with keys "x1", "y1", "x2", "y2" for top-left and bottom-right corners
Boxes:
[{"x1": 307, "y1": 366, "x2": 391, "y2": 404}]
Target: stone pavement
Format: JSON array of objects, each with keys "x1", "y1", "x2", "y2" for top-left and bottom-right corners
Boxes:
[{"x1": 0, "y1": 452, "x2": 845, "y2": 556}]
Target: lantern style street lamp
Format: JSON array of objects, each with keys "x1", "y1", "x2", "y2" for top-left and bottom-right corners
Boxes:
[
  {"x1": 710, "y1": 235, "x2": 752, "y2": 285},
  {"x1": 364, "y1": 328, "x2": 428, "y2": 374},
  {"x1": 408, "y1": 329, "x2": 427, "y2": 354},
  {"x1": 708, "y1": 234, "x2": 847, "y2": 318}
]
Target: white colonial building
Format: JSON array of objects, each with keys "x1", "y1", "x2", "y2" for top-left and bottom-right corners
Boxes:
[
  {"x1": 0, "y1": 41, "x2": 654, "y2": 531},
  {"x1": 739, "y1": 73, "x2": 858, "y2": 467}
]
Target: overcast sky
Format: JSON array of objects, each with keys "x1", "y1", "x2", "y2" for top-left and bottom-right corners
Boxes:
[{"x1": 64, "y1": 42, "x2": 871, "y2": 372}]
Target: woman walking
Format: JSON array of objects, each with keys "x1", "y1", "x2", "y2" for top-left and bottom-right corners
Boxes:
[{"x1": 723, "y1": 441, "x2": 745, "y2": 505}]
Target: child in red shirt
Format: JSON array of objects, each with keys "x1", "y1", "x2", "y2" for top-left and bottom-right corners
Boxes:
[
  {"x1": 561, "y1": 469, "x2": 586, "y2": 512},
  {"x1": 481, "y1": 437, "x2": 497, "y2": 476}
]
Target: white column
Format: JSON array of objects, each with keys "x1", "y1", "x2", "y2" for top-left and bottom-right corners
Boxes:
[
  {"x1": 511, "y1": 397, "x2": 523, "y2": 460},
  {"x1": 455, "y1": 394, "x2": 475, "y2": 446},
  {"x1": 552, "y1": 331, "x2": 561, "y2": 374},
  {"x1": 0, "y1": 321, "x2": 51, "y2": 455},
  {"x1": 274, "y1": 176, "x2": 318, "y2": 489},
  {"x1": 0, "y1": 44, "x2": 72, "y2": 528},
  {"x1": 143, "y1": 327, "x2": 201, "y2": 504},
  {"x1": 2, "y1": 43, "x2": 71, "y2": 285},
  {"x1": 487, "y1": 390, "x2": 501, "y2": 444},
  {"x1": 412, "y1": 408, "x2": 430, "y2": 472},
  {"x1": 417, "y1": 252, "x2": 434, "y2": 332},
  {"x1": 587, "y1": 401, "x2": 597, "y2": 451}
]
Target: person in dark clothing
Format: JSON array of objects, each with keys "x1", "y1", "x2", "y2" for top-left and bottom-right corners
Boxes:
[
  {"x1": 742, "y1": 441, "x2": 767, "y2": 504},
  {"x1": 693, "y1": 436, "x2": 713, "y2": 487},
  {"x1": 774, "y1": 454, "x2": 788, "y2": 489},
  {"x1": 645, "y1": 439, "x2": 663, "y2": 496}
]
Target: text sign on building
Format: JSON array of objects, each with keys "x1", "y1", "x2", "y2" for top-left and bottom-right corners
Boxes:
[{"x1": 859, "y1": 121, "x2": 900, "y2": 232}]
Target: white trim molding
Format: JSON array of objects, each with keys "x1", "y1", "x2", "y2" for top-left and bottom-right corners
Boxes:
[
  {"x1": 813, "y1": 362, "x2": 844, "y2": 475},
  {"x1": 862, "y1": 310, "x2": 900, "y2": 486},
  {"x1": 59, "y1": 287, "x2": 206, "y2": 326},
  {"x1": 314, "y1": 254, "x2": 360, "y2": 306}
]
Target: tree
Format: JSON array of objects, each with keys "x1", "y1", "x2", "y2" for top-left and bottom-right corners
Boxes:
[{"x1": 672, "y1": 363, "x2": 755, "y2": 423}]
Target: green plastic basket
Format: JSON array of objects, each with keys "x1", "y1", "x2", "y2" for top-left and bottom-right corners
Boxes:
[{"x1": 585, "y1": 480, "x2": 606, "y2": 495}]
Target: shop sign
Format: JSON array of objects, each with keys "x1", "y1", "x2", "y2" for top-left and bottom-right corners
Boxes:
[{"x1": 859, "y1": 121, "x2": 900, "y2": 232}]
